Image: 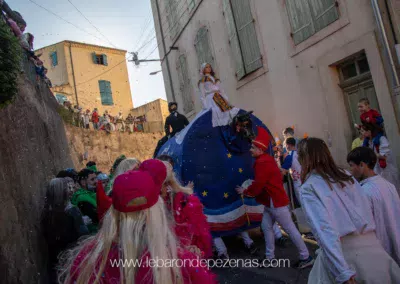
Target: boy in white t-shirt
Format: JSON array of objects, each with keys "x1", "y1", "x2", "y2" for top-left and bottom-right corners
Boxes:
[{"x1": 280, "y1": 137, "x2": 302, "y2": 204}]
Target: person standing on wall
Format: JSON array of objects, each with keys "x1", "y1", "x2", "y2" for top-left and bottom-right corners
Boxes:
[{"x1": 153, "y1": 102, "x2": 189, "y2": 158}]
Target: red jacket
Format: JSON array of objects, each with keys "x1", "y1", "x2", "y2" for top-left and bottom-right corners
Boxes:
[
  {"x1": 91, "y1": 112, "x2": 99, "y2": 123},
  {"x1": 243, "y1": 154, "x2": 289, "y2": 208},
  {"x1": 360, "y1": 109, "x2": 383, "y2": 126}
]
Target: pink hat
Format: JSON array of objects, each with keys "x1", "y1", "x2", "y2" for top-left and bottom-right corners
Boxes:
[
  {"x1": 138, "y1": 159, "x2": 167, "y2": 187},
  {"x1": 112, "y1": 170, "x2": 160, "y2": 212}
]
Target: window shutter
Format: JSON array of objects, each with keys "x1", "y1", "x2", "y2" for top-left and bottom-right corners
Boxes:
[
  {"x1": 99, "y1": 80, "x2": 112, "y2": 105},
  {"x1": 92, "y1": 52, "x2": 97, "y2": 64},
  {"x1": 195, "y1": 27, "x2": 214, "y2": 68},
  {"x1": 50, "y1": 52, "x2": 58, "y2": 66},
  {"x1": 308, "y1": 0, "x2": 339, "y2": 33},
  {"x1": 187, "y1": 0, "x2": 195, "y2": 11},
  {"x1": 286, "y1": 0, "x2": 315, "y2": 45},
  {"x1": 178, "y1": 55, "x2": 194, "y2": 113},
  {"x1": 223, "y1": 0, "x2": 245, "y2": 79},
  {"x1": 102, "y1": 54, "x2": 108, "y2": 66},
  {"x1": 105, "y1": 81, "x2": 114, "y2": 105},
  {"x1": 167, "y1": 0, "x2": 180, "y2": 38}
]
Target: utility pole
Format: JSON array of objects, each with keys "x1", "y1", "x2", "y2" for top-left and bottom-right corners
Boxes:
[
  {"x1": 154, "y1": 0, "x2": 176, "y2": 102},
  {"x1": 68, "y1": 43, "x2": 79, "y2": 107}
]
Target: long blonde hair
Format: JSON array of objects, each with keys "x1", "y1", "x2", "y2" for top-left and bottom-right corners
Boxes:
[
  {"x1": 163, "y1": 162, "x2": 193, "y2": 196},
  {"x1": 114, "y1": 158, "x2": 141, "y2": 177},
  {"x1": 59, "y1": 198, "x2": 182, "y2": 284}
]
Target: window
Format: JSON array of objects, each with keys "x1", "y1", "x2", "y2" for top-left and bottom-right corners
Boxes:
[
  {"x1": 166, "y1": 0, "x2": 180, "y2": 38},
  {"x1": 195, "y1": 27, "x2": 215, "y2": 68},
  {"x1": 177, "y1": 54, "x2": 194, "y2": 113},
  {"x1": 98, "y1": 80, "x2": 114, "y2": 105},
  {"x1": 338, "y1": 54, "x2": 380, "y2": 131},
  {"x1": 187, "y1": 0, "x2": 195, "y2": 12},
  {"x1": 55, "y1": 93, "x2": 67, "y2": 104},
  {"x1": 223, "y1": 0, "x2": 263, "y2": 80},
  {"x1": 50, "y1": 51, "x2": 58, "y2": 67},
  {"x1": 92, "y1": 53, "x2": 108, "y2": 66},
  {"x1": 286, "y1": 0, "x2": 339, "y2": 45}
]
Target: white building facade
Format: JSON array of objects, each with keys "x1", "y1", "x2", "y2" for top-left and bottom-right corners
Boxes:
[{"x1": 151, "y1": 0, "x2": 400, "y2": 166}]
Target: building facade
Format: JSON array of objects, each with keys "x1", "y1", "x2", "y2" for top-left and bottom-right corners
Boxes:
[
  {"x1": 151, "y1": 0, "x2": 400, "y2": 166},
  {"x1": 35, "y1": 41, "x2": 133, "y2": 116},
  {"x1": 131, "y1": 98, "x2": 169, "y2": 133}
]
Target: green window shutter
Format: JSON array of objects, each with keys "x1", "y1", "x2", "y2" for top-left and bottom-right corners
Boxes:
[
  {"x1": 92, "y1": 52, "x2": 97, "y2": 64},
  {"x1": 167, "y1": 0, "x2": 180, "y2": 38},
  {"x1": 177, "y1": 55, "x2": 194, "y2": 113},
  {"x1": 308, "y1": 0, "x2": 339, "y2": 33},
  {"x1": 50, "y1": 52, "x2": 58, "y2": 66},
  {"x1": 102, "y1": 54, "x2": 108, "y2": 66},
  {"x1": 223, "y1": 0, "x2": 245, "y2": 79},
  {"x1": 187, "y1": 0, "x2": 195, "y2": 11},
  {"x1": 195, "y1": 27, "x2": 214, "y2": 69},
  {"x1": 286, "y1": 0, "x2": 315, "y2": 45},
  {"x1": 102, "y1": 81, "x2": 114, "y2": 105},
  {"x1": 230, "y1": 0, "x2": 262, "y2": 74}
]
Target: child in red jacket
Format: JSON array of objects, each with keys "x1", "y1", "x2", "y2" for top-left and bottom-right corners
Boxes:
[
  {"x1": 357, "y1": 98, "x2": 384, "y2": 148},
  {"x1": 236, "y1": 127, "x2": 313, "y2": 268}
]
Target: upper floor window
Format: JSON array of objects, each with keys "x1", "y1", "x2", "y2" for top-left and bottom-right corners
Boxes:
[
  {"x1": 166, "y1": 0, "x2": 180, "y2": 38},
  {"x1": 50, "y1": 51, "x2": 58, "y2": 67},
  {"x1": 92, "y1": 53, "x2": 108, "y2": 66},
  {"x1": 223, "y1": 0, "x2": 263, "y2": 80},
  {"x1": 177, "y1": 54, "x2": 194, "y2": 114},
  {"x1": 195, "y1": 27, "x2": 215, "y2": 68},
  {"x1": 98, "y1": 80, "x2": 114, "y2": 105},
  {"x1": 286, "y1": 0, "x2": 339, "y2": 45}
]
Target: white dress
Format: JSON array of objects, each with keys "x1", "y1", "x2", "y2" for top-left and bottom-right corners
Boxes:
[
  {"x1": 198, "y1": 75, "x2": 239, "y2": 128},
  {"x1": 368, "y1": 136, "x2": 400, "y2": 194},
  {"x1": 360, "y1": 175, "x2": 400, "y2": 266}
]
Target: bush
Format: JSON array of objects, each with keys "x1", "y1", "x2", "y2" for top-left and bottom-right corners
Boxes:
[{"x1": 0, "y1": 19, "x2": 22, "y2": 107}]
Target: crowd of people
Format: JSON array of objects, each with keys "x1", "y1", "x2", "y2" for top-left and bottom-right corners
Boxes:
[
  {"x1": 61, "y1": 102, "x2": 145, "y2": 134},
  {"x1": 1, "y1": 1, "x2": 52, "y2": 87}
]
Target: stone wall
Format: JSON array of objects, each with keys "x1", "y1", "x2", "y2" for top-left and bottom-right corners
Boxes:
[
  {"x1": 65, "y1": 125, "x2": 163, "y2": 173},
  {"x1": 0, "y1": 76, "x2": 74, "y2": 283}
]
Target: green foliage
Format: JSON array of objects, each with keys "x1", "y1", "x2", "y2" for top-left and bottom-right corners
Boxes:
[
  {"x1": 57, "y1": 106, "x2": 74, "y2": 125},
  {"x1": 0, "y1": 19, "x2": 22, "y2": 107}
]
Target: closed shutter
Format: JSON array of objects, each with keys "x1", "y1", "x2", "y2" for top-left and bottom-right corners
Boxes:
[
  {"x1": 178, "y1": 55, "x2": 194, "y2": 113},
  {"x1": 187, "y1": 0, "x2": 195, "y2": 11},
  {"x1": 102, "y1": 54, "x2": 108, "y2": 66},
  {"x1": 286, "y1": 0, "x2": 315, "y2": 45},
  {"x1": 99, "y1": 80, "x2": 114, "y2": 105},
  {"x1": 308, "y1": 0, "x2": 339, "y2": 33},
  {"x1": 167, "y1": 0, "x2": 180, "y2": 38},
  {"x1": 92, "y1": 52, "x2": 97, "y2": 64},
  {"x1": 195, "y1": 27, "x2": 214, "y2": 68},
  {"x1": 223, "y1": 0, "x2": 245, "y2": 79},
  {"x1": 50, "y1": 52, "x2": 58, "y2": 66},
  {"x1": 230, "y1": 0, "x2": 262, "y2": 74}
]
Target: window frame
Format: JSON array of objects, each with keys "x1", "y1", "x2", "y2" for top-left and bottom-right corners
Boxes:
[
  {"x1": 281, "y1": 0, "x2": 349, "y2": 57},
  {"x1": 50, "y1": 51, "x2": 58, "y2": 67}
]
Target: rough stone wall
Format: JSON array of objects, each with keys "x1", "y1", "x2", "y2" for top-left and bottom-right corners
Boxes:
[
  {"x1": 65, "y1": 125, "x2": 163, "y2": 173},
  {"x1": 0, "y1": 77, "x2": 74, "y2": 283}
]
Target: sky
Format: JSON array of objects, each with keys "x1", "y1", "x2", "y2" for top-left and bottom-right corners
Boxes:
[{"x1": 10, "y1": 0, "x2": 167, "y2": 107}]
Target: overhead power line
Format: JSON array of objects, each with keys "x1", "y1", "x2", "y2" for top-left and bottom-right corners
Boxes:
[
  {"x1": 66, "y1": 0, "x2": 118, "y2": 48},
  {"x1": 27, "y1": 0, "x2": 115, "y2": 48},
  {"x1": 76, "y1": 59, "x2": 128, "y2": 86}
]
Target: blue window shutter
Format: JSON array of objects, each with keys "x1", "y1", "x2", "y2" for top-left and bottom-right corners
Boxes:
[
  {"x1": 92, "y1": 52, "x2": 97, "y2": 64},
  {"x1": 50, "y1": 52, "x2": 58, "y2": 66},
  {"x1": 99, "y1": 80, "x2": 113, "y2": 105},
  {"x1": 102, "y1": 54, "x2": 108, "y2": 66}
]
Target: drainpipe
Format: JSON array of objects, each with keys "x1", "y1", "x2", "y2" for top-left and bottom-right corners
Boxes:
[
  {"x1": 371, "y1": 0, "x2": 400, "y2": 130},
  {"x1": 68, "y1": 43, "x2": 79, "y2": 106}
]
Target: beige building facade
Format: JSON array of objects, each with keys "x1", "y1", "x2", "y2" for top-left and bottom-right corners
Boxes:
[
  {"x1": 131, "y1": 98, "x2": 169, "y2": 133},
  {"x1": 35, "y1": 41, "x2": 133, "y2": 116},
  {"x1": 151, "y1": 0, "x2": 400, "y2": 166}
]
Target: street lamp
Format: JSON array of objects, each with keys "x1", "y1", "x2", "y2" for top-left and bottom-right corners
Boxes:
[{"x1": 149, "y1": 70, "x2": 162, "y2": 75}]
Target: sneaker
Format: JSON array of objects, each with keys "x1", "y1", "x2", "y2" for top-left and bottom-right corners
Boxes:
[
  {"x1": 275, "y1": 236, "x2": 289, "y2": 247},
  {"x1": 246, "y1": 243, "x2": 259, "y2": 255},
  {"x1": 293, "y1": 256, "x2": 314, "y2": 269}
]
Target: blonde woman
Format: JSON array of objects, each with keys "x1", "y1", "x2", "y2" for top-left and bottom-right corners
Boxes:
[
  {"x1": 97, "y1": 158, "x2": 141, "y2": 221},
  {"x1": 155, "y1": 155, "x2": 213, "y2": 258},
  {"x1": 59, "y1": 160, "x2": 216, "y2": 284}
]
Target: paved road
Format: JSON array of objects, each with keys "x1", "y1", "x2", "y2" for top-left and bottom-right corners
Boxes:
[{"x1": 212, "y1": 231, "x2": 317, "y2": 284}]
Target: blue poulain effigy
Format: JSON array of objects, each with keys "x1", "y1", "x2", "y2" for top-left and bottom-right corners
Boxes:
[{"x1": 157, "y1": 109, "x2": 273, "y2": 237}]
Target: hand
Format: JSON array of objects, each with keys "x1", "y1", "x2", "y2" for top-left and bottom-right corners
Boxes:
[
  {"x1": 187, "y1": 181, "x2": 194, "y2": 190},
  {"x1": 344, "y1": 276, "x2": 357, "y2": 284},
  {"x1": 236, "y1": 186, "x2": 245, "y2": 194},
  {"x1": 187, "y1": 245, "x2": 202, "y2": 256}
]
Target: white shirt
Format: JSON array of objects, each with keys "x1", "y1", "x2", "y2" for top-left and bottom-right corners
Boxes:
[
  {"x1": 360, "y1": 175, "x2": 400, "y2": 265},
  {"x1": 289, "y1": 151, "x2": 302, "y2": 188},
  {"x1": 300, "y1": 173, "x2": 375, "y2": 283}
]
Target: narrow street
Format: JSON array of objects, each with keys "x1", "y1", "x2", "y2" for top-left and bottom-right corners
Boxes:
[{"x1": 213, "y1": 232, "x2": 317, "y2": 284}]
